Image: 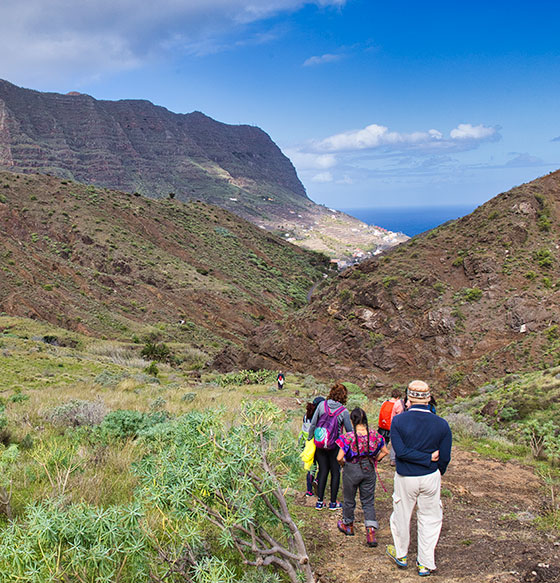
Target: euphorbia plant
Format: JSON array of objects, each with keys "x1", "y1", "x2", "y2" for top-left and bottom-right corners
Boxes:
[{"x1": 137, "y1": 401, "x2": 315, "y2": 583}]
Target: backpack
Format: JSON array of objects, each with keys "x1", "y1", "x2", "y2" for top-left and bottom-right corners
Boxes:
[
  {"x1": 314, "y1": 402, "x2": 345, "y2": 449},
  {"x1": 378, "y1": 400, "x2": 395, "y2": 431}
]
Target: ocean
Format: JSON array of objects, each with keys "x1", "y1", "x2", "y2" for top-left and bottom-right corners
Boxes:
[{"x1": 340, "y1": 205, "x2": 476, "y2": 237}]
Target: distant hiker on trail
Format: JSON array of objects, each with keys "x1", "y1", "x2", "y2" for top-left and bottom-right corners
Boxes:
[
  {"x1": 277, "y1": 372, "x2": 285, "y2": 390},
  {"x1": 389, "y1": 389, "x2": 409, "y2": 466},
  {"x1": 308, "y1": 382, "x2": 352, "y2": 510},
  {"x1": 299, "y1": 396, "x2": 325, "y2": 496},
  {"x1": 336, "y1": 407, "x2": 389, "y2": 548},
  {"x1": 386, "y1": 380, "x2": 452, "y2": 577},
  {"x1": 377, "y1": 388, "x2": 401, "y2": 445}
]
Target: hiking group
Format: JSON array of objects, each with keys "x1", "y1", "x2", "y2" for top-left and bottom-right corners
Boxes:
[{"x1": 300, "y1": 379, "x2": 452, "y2": 577}]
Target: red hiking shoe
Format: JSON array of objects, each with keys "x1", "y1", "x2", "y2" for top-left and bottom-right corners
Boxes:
[
  {"x1": 337, "y1": 520, "x2": 354, "y2": 536},
  {"x1": 366, "y1": 526, "x2": 378, "y2": 547}
]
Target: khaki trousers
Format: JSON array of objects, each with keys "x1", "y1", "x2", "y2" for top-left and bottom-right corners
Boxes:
[{"x1": 390, "y1": 470, "x2": 442, "y2": 570}]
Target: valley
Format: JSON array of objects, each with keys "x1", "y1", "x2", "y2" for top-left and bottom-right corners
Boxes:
[{"x1": 0, "y1": 83, "x2": 558, "y2": 583}]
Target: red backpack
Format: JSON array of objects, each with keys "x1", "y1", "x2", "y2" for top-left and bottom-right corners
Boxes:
[{"x1": 378, "y1": 400, "x2": 396, "y2": 431}]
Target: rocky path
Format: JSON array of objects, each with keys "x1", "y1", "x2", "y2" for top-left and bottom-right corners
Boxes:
[{"x1": 298, "y1": 449, "x2": 560, "y2": 583}]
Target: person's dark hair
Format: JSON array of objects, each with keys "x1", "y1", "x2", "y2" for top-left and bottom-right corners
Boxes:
[
  {"x1": 327, "y1": 382, "x2": 348, "y2": 405},
  {"x1": 391, "y1": 388, "x2": 401, "y2": 399},
  {"x1": 350, "y1": 407, "x2": 370, "y2": 457},
  {"x1": 305, "y1": 402, "x2": 317, "y2": 420}
]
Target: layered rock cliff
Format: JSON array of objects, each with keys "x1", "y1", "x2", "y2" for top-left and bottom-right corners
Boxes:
[
  {"x1": 0, "y1": 79, "x2": 306, "y2": 223},
  {"x1": 0, "y1": 79, "x2": 407, "y2": 260}
]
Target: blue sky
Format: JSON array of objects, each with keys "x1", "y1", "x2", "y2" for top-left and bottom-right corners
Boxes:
[{"x1": 2, "y1": 0, "x2": 560, "y2": 208}]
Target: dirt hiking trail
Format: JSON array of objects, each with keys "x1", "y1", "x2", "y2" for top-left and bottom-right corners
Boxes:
[{"x1": 297, "y1": 448, "x2": 560, "y2": 583}]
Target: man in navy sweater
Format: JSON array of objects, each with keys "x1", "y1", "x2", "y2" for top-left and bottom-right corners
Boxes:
[{"x1": 386, "y1": 380, "x2": 452, "y2": 577}]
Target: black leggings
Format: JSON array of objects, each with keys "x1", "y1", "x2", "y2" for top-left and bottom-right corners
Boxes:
[{"x1": 315, "y1": 447, "x2": 340, "y2": 503}]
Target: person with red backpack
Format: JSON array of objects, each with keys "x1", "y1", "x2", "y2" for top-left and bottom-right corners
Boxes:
[
  {"x1": 378, "y1": 388, "x2": 402, "y2": 445},
  {"x1": 307, "y1": 382, "x2": 352, "y2": 510}
]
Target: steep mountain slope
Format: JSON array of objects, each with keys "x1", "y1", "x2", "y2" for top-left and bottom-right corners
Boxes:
[
  {"x1": 0, "y1": 171, "x2": 332, "y2": 347},
  {"x1": 221, "y1": 171, "x2": 560, "y2": 393},
  {"x1": 0, "y1": 79, "x2": 407, "y2": 260},
  {"x1": 0, "y1": 79, "x2": 305, "y2": 219}
]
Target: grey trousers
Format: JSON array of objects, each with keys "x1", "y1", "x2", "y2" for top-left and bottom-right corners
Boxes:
[{"x1": 342, "y1": 459, "x2": 379, "y2": 528}]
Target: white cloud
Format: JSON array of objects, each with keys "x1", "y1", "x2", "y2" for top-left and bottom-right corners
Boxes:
[
  {"x1": 0, "y1": 1, "x2": 347, "y2": 82},
  {"x1": 311, "y1": 124, "x2": 446, "y2": 152},
  {"x1": 308, "y1": 122, "x2": 498, "y2": 154},
  {"x1": 283, "y1": 148, "x2": 338, "y2": 170},
  {"x1": 311, "y1": 171, "x2": 334, "y2": 182},
  {"x1": 288, "y1": 121, "x2": 502, "y2": 193},
  {"x1": 450, "y1": 123, "x2": 497, "y2": 140},
  {"x1": 303, "y1": 53, "x2": 343, "y2": 66}
]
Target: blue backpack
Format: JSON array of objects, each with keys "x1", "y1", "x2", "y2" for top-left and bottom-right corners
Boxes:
[{"x1": 314, "y1": 402, "x2": 345, "y2": 449}]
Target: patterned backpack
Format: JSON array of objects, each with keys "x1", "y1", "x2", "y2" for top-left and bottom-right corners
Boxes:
[{"x1": 314, "y1": 402, "x2": 345, "y2": 449}]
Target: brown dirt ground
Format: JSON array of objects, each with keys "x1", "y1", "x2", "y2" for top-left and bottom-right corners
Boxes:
[{"x1": 297, "y1": 449, "x2": 560, "y2": 583}]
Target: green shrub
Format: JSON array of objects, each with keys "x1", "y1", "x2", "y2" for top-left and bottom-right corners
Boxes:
[
  {"x1": 214, "y1": 369, "x2": 277, "y2": 387},
  {"x1": 462, "y1": 288, "x2": 483, "y2": 302},
  {"x1": 135, "y1": 401, "x2": 314, "y2": 582},
  {"x1": 382, "y1": 275, "x2": 398, "y2": 289},
  {"x1": 0, "y1": 500, "x2": 150, "y2": 580},
  {"x1": 534, "y1": 249, "x2": 553, "y2": 269},
  {"x1": 547, "y1": 325, "x2": 559, "y2": 342},
  {"x1": 9, "y1": 392, "x2": 30, "y2": 403},
  {"x1": 149, "y1": 396, "x2": 166, "y2": 411},
  {"x1": 141, "y1": 341, "x2": 171, "y2": 363},
  {"x1": 94, "y1": 370, "x2": 127, "y2": 387},
  {"x1": 499, "y1": 406, "x2": 518, "y2": 421},
  {"x1": 99, "y1": 410, "x2": 168, "y2": 440},
  {"x1": 444, "y1": 413, "x2": 493, "y2": 439},
  {"x1": 144, "y1": 361, "x2": 159, "y2": 377},
  {"x1": 338, "y1": 289, "x2": 352, "y2": 303},
  {"x1": 537, "y1": 215, "x2": 552, "y2": 232}
]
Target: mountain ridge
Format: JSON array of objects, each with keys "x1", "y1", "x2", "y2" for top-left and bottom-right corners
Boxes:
[
  {"x1": 217, "y1": 170, "x2": 560, "y2": 394},
  {"x1": 0, "y1": 78, "x2": 407, "y2": 261}
]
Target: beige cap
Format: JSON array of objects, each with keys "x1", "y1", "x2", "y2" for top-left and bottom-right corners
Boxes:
[{"x1": 407, "y1": 380, "x2": 431, "y2": 400}]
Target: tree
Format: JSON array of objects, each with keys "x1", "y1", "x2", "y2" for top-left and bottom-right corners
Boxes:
[{"x1": 136, "y1": 401, "x2": 315, "y2": 583}]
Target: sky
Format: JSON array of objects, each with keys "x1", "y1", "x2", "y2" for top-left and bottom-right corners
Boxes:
[{"x1": 1, "y1": 0, "x2": 560, "y2": 209}]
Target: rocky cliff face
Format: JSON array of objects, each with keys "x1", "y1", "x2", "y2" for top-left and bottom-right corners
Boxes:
[
  {"x1": 0, "y1": 79, "x2": 407, "y2": 261},
  {"x1": 218, "y1": 171, "x2": 560, "y2": 395},
  {"x1": 0, "y1": 79, "x2": 307, "y2": 224}
]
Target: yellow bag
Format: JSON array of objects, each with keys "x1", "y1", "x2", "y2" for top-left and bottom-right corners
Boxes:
[{"x1": 300, "y1": 439, "x2": 316, "y2": 471}]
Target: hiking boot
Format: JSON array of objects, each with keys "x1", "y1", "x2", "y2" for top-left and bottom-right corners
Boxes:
[
  {"x1": 328, "y1": 501, "x2": 342, "y2": 510},
  {"x1": 337, "y1": 520, "x2": 354, "y2": 536},
  {"x1": 386, "y1": 545, "x2": 408, "y2": 568},
  {"x1": 366, "y1": 526, "x2": 378, "y2": 547},
  {"x1": 315, "y1": 500, "x2": 325, "y2": 510},
  {"x1": 416, "y1": 560, "x2": 434, "y2": 577}
]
